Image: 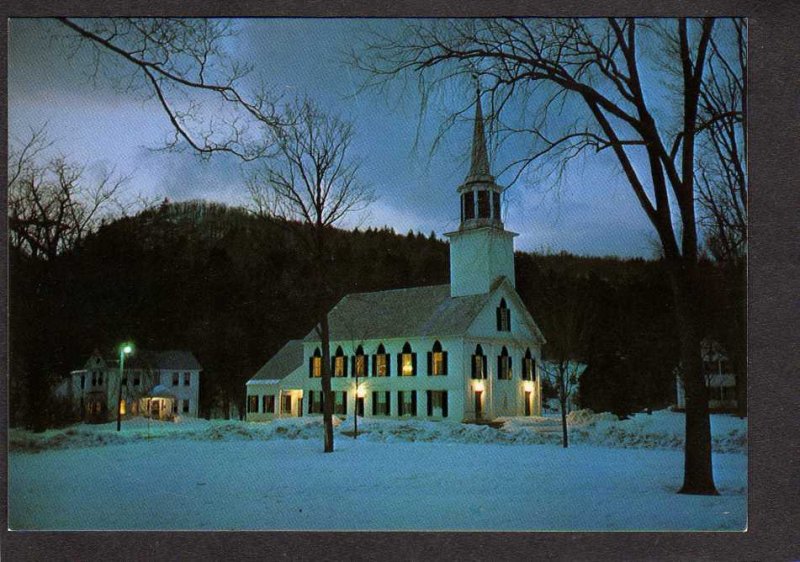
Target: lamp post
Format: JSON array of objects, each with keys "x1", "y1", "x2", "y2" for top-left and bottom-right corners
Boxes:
[
  {"x1": 355, "y1": 383, "x2": 366, "y2": 439},
  {"x1": 116, "y1": 343, "x2": 133, "y2": 432}
]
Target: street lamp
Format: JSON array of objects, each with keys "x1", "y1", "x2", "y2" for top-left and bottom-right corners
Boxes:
[
  {"x1": 355, "y1": 384, "x2": 366, "y2": 439},
  {"x1": 116, "y1": 343, "x2": 134, "y2": 432}
]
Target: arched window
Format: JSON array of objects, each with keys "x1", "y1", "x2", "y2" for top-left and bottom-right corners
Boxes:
[
  {"x1": 353, "y1": 345, "x2": 368, "y2": 378},
  {"x1": 493, "y1": 191, "x2": 501, "y2": 221},
  {"x1": 471, "y1": 344, "x2": 487, "y2": 380},
  {"x1": 333, "y1": 346, "x2": 347, "y2": 377},
  {"x1": 427, "y1": 340, "x2": 448, "y2": 376},
  {"x1": 498, "y1": 346, "x2": 512, "y2": 380},
  {"x1": 398, "y1": 342, "x2": 417, "y2": 376},
  {"x1": 496, "y1": 298, "x2": 511, "y2": 331},
  {"x1": 373, "y1": 343, "x2": 390, "y2": 377},
  {"x1": 309, "y1": 347, "x2": 322, "y2": 378},
  {"x1": 523, "y1": 348, "x2": 535, "y2": 381}
]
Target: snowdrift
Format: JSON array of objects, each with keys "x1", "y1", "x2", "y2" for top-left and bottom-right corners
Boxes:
[{"x1": 9, "y1": 409, "x2": 746, "y2": 454}]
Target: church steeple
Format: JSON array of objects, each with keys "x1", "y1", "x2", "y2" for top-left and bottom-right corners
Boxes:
[
  {"x1": 446, "y1": 88, "x2": 517, "y2": 298},
  {"x1": 466, "y1": 87, "x2": 494, "y2": 185},
  {"x1": 457, "y1": 88, "x2": 504, "y2": 230}
]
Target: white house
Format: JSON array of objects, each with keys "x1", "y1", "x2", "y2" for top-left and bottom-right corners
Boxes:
[
  {"x1": 67, "y1": 349, "x2": 202, "y2": 422},
  {"x1": 675, "y1": 340, "x2": 738, "y2": 411},
  {"x1": 246, "y1": 92, "x2": 546, "y2": 423}
]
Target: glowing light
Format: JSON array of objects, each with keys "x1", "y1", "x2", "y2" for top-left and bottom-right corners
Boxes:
[
  {"x1": 524, "y1": 381, "x2": 534, "y2": 393},
  {"x1": 121, "y1": 344, "x2": 133, "y2": 355},
  {"x1": 474, "y1": 381, "x2": 485, "y2": 392},
  {"x1": 119, "y1": 400, "x2": 126, "y2": 415},
  {"x1": 402, "y1": 354, "x2": 413, "y2": 375},
  {"x1": 357, "y1": 386, "x2": 367, "y2": 398}
]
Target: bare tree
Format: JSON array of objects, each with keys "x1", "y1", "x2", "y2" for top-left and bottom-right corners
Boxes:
[
  {"x1": 696, "y1": 19, "x2": 747, "y2": 264},
  {"x1": 356, "y1": 17, "x2": 742, "y2": 494},
  {"x1": 9, "y1": 127, "x2": 128, "y2": 260},
  {"x1": 542, "y1": 360, "x2": 586, "y2": 448},
  {"x1": 246, "y1": 99, "x2": 374, "y2": 453},
  {"x1": 55, "y1": 18, "x2": 286, "y2": 160},
  {"x1": 540, "y1": 278, "x2": 593, "y2": 447}
]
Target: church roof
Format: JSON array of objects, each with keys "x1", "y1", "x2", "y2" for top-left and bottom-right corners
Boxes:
[
  {"x1": 303, "y1": 283, "x2": 494, "y2": 343},
  {"x1": 248, "y1": 339, "x2": 304, "y2": 384}
]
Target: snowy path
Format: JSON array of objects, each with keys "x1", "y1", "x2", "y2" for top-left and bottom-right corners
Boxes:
[{"x1": 9, "y1": 438, "x2": 746, "y2": 531}]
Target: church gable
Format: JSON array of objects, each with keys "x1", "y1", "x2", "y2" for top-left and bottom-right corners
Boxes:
[{"x1": 465, "y1": 278, "x2": 545, "y2": 343}]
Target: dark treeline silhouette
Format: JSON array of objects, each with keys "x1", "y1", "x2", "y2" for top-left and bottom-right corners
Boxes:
[{"x1": 9, "y1": 199, "x2": 744, "y2": 429}]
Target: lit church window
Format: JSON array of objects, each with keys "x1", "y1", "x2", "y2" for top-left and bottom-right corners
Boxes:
[
  {"x1": 310, "y1": 348, "x2": 322, "y2": 378},
  {"x1": 428, "y1": 340, "x2": 447, "y2": 376},
  {"x1": 333, "y1": 346, "x2": 347, "y2": 377},
  {"x1": 399, "y1": 342, "x2": 416, "y2": 376},
  {"x1": 374, "y1": 343, "x2": 389, "y2": 376}
]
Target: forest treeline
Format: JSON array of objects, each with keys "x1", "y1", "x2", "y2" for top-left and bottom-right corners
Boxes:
[{"x1": 9, "y1": 199, "x2": 744, "y2": 428}]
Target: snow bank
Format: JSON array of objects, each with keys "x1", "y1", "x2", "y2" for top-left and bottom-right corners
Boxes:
[{"x1": 9, "y1": 409, "x2": 747, "y2": 454}]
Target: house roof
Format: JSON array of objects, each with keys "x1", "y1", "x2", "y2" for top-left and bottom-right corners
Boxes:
[
  {"x1": 303, "y1": 283, "x2": 493, "y2": 343},
  {"x1": 93, "y1": 350, "x2": 202, "y2": 371},
  {"x1": 248, "y1": 339, "x2": 304, "y2": 384}
]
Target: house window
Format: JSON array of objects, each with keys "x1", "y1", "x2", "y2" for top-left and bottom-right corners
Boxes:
[
  {"x1": 398, "y1": 342, "x2": 416, "y2": 376},
  {"x1": 372, "y1": 391, "x2": 391, "y2": 415},
  {"x1": 333, "y1": 391, "x2": 348, "y2": 415},
  {"x1": 498, "y1": 346, "x2": 512, "y2": 380},
  {"x1": 134, "y1": 373, "x2": 140, "y2": 386},
  {"x1": 374, "y1": 344, "x2": 390, "y2": 377},
  {"x1": 122, "y1": 373, "x2": 128, "y2": 385},
  {"x1": 426, "y1": 390, "x2": 449, "y2": 418},
  {"x1": 184, "y1": 372, "x2": 190, "y2": 386},
  {"x1": 80, "y1": 375, "x2": 86, "y2": 390},
  {"x1": 493, "y1": 191, "x2": 501, "y2": 220},
  {"x1": 247, "y1": 396, "x2": 259, "y2": 413},
  {"x1": 472, "y1": 345, "x2": 487, "y2": 379},
  {"x1": 477, "y1": 190, "x2": 490, "y2": 218},
  {"x1": 263, "y1": 395, "x2": 275, "y2": 414},
  {"x1": 310, "y1": 348, "x2": 322, "y2": 378},
  {"x1": 427, "y1": 340, "x2": 448, "y2": 376},
  {"x1": 98, "y1": 373, "x2": 103, "y2": 386},
  {"x1": 182, "y1": 400, "x2": 190, "y2": 413},
  {"x1": 172, "y1": 400, "x2": 178, "y2": 414},
  {"x1": 333, "y1": 346, "x2": 347, "y2": 377},
  {"x1": 172, "y1": 372, "x2": 179, "y2": 386},
  {"x1": 92, "y1": 372, "x2": 97, "y2": 386},
  {"x1": 353, "y1": 346, "x2": 367, "y2": 378},
  {"x1": 463, "y1": 191, "x2": 475, "y2": 220},
  {"x1": 522, "y1": 349, "x2": 535, "y2": 381},
  {"x1": 308, "y1": 390, "x2": 323, "y2": 414},
  {"x1": 497, "y1": 298, "x2": 511, "y2": 331},
  {"x1": 398, "y1": 391, "x2": 417, "y2": 416},
  {"x1": 281, "y1": 394, "x2": 292, "y2": 414}
]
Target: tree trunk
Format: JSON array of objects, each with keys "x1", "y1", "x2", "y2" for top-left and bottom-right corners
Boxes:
[
  {"x1": 560, "y1": 397, "x2": 569, "y2": 448},
  {"x1": 320, "y1": 312, "x2": 334, "y2": 453},
  {"x1": 669, "y1": 260, "x2": 718, "y2": 495}
]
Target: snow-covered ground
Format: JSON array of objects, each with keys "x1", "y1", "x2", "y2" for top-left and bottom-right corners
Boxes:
[{"x1": 8, "y1": 411, "x2": 747, "y2": 531}]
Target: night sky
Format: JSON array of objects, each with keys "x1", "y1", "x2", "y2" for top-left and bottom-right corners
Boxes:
[{"x1": 9, "y1": 18, "x2": 658, "y2": 258}]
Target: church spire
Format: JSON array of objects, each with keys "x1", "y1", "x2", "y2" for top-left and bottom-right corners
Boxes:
[{"x1": 465, "y1": 86, "x2": 494, "y2": 184}]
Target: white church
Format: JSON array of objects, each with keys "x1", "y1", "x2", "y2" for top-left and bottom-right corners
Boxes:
[{"x1": 246, "y1": 94, "x2": 546, "y2": 423}]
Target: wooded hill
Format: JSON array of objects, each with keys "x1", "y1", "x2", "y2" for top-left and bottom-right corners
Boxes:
[{"x1": 9, "y1": 200, "x2": 743, "y2": 427}]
